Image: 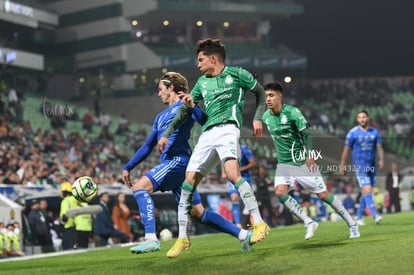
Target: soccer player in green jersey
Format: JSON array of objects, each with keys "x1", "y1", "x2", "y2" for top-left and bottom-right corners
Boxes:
[
  {"x1": 158, "y1": 38, "x2": 270, "y2": 258},
  {"x1": 262, "y1": 81, "x2": 360, "y2": 240}
]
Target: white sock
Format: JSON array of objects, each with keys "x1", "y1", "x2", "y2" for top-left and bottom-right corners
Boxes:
[
  {"x1": 236, "y1": 180, "x2": 263, "y2": 224},
  {"x1": 328, "y1": 195, "x2": 356, "y2": 226},
  {"x1": 145, "y1": 233, "x2": 158, "y2": 241},
  {"x1": 282, "y1": 195, "x2": 313, "y2": 225},
  {"x1": 238, "y1": 229, "x2": 248, "y2": 241},
  {"x1": 178, "y1": 189, "x2": 192, "y2": 239}
]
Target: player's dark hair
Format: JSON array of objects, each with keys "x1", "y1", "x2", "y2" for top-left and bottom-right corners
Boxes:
[
  {"x1": 196, "y1": 38, "x2": 226, "y2": 62},
  {"x1": 264, "y1": 81, "x2": 283, "y2": 93},
  {"x1": 357, "y1": 109, "x2": 369, "y2": 117},
  {"x1": 160, "y1": 72, "x2": 189, "y2": 93}
]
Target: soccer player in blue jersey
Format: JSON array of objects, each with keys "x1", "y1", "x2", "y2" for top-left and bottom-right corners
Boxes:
[
  {"x1": 122, "y1": 72, "x2": 253, "y2": 254},
  {"x1": 222, "y1": 144, "x2": 256, "y2": 228},
  {"x1": 340, "y1": 110, "x2": 384, "y2": 225}
]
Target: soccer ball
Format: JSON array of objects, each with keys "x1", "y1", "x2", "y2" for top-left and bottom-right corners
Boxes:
[
  {"x1": 72, "y1": 176, "x2": 98, "y2": 203},
  {"x1": 160, "y1": 228, "x2": 173, "y2": 241}
]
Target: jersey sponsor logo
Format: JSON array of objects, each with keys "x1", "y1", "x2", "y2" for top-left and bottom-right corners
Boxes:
[
  {"x1": 217, "y1": 94, "x2": 232, "y2": 100},
  {"x1": 201, "y1": 81, "x2": 208, "y2": 88},
  {"x1": 223, "y1": 87, "x2": 232, "y2": 92}
]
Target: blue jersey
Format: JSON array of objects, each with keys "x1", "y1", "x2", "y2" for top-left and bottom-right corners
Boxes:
[
  {"x1": 240, "y1": 144, "x2": 255, "y2": 183},
  {"x1": 124, "y1": 101, "x2": 194, "y2": 171},
  {"x1": 345, "y1": 126, "x2": 381, "y2": 172}
]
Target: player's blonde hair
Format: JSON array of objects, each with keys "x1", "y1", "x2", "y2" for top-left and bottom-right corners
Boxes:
[{"x1": 160, "y1": 72, "x2": 189, "y2": 94}]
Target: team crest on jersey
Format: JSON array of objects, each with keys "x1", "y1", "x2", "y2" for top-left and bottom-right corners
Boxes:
[
  {"x1": 281, "y1": 114, "x2": 288, "y2": 124},
  {"x1": 202, "y1": 90, "x2": 207, "y2": 98},
  {"x1": 225, "y1": 75, "x2": 233, "y2": 85}
]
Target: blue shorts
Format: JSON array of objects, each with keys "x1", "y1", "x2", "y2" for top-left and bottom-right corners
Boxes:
[
  {"x1": 145, "y1": 155, "x2": 201, "y2": 205},
  {"x1": 355, "y1": 169, "x2": 376, "y2": 188}
]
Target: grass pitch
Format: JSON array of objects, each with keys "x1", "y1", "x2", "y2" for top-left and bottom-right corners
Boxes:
[{"x1": 1, "y1": 212, "x2": 413, "y2": 275}]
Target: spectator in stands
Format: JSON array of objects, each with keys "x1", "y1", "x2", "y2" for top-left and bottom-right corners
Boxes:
[
  {"x1": 49, "y1": 212, "x2": 63, "y2": 251},
  {"x1": 99, "y1": 112, "x2": 111, "y2": 130},
  {"x1": 116, "y1": 113, "x2": 129, "y2": 135},
  {"x1": 82, "y1": 111, "x2": 94, "y2": 133},
  {"x1": 385, "y1": 162, "x2": 402, "y2": 213},
  {"x1": 8, "y1": 88, "x2": 18, "y2": 109},
  {"x1": 111, "y1": 192, "x2": 132, "y2": 242},
  {"x1": 27, "y1": 199, "x2": 54, "y2": 253},
  {"x1": 93, "y1": 94, "x2": 102, "y2": 117},
  {"x1": 218, "y1": 195, "x2": 233, "y2": 222},
  {"x1": 93, "y1": 192, "x2": 129, "y2": 246},
  {"x1": 97, "y1": 153, "x2": 108, "y2": 175},
  {"x1": 3, "y1": 169, "x2": 19, "y2": 184}
]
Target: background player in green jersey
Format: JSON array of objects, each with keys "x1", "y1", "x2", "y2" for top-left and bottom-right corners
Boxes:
[
  {"x1": 262, "y1": 81, "x2": 360, "y2": 240},
  {"x1": 158, "y1": 38, "x2": 270, "y2": 258}
]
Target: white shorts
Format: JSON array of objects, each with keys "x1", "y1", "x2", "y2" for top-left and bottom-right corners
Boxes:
[
  {"x1": 274, "y1": 163, "x2": 327, "y2": 194},
  {"x1": 186, "y1": 124, "x2": 240, "y2": 176}
]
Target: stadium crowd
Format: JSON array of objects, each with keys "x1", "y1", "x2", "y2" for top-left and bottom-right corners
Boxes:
[{"x1": 299, "y1": 77, "x2": 414, "y2": 158}]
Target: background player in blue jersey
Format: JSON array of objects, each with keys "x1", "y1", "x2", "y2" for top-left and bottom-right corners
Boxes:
[
  {"x1": 221, "y1": 144, "x2": 256, "y2": 228},
  {"x1": 122, "y1": 72, "x2": 253, "y2": 254},
  {"x1": 340, "y1": 110, "x2": 384, "y2": 225}
]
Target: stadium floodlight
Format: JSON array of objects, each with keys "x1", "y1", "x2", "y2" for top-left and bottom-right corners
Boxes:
[
  {"x1": 196, "y1": 20, "x2": 203, "y2": 27},
  {"x1": 283, "y1": 75, "x2": 292, "y2": 84},
  {"x1": 223, "y1": 21, "x2": 230, "y2": 28},
  {"x1": 163, "y1": 20, "x2": 170, "y2": 26},
  {"x1": 132, "y1": 20, "x2": 138, "y2": 26}
]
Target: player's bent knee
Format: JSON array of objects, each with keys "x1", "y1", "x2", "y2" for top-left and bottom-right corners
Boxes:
[
  {"x1": 275, "y1": 186, "x2": 288, "y2": 198},
  {"x1": 317, "y1": 191, "x2": 329, "y2": 201}
]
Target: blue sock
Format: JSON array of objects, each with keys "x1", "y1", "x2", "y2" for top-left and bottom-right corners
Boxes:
[
  {"x1": 363, "y1": 193, "x2": 378, "y2": 218},
  {"x1": 357, "y1": 195, "x2": 366, "y2": 220},
  {"x1": 232, "y1": 202, "x2": 241, "y2": 225},
  {"x1": 200, "y1": 210, "x2": 240, "y2": 238},
  {"x1": 133, "y1": 189, "x2": 156, "y2": 234}
]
